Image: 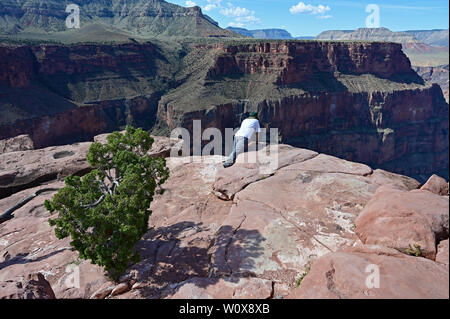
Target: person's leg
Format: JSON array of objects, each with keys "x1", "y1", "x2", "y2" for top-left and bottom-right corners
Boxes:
[{"x1": 223, "y1": 137, "x2": 238, "y2": 167}]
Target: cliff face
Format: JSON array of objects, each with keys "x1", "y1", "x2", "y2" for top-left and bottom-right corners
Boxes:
[
  {"x1": 414, "y1": 64, "x2": 449, "y2": 102},
  {"x1": 0, "y1": 40, "x2": 448, "y2": 181},
  {"x1": 0, "y1": 42, "x2": 174, "y2": 147},
  {"x1": 206, "y1": 41, "x2": 415, "y2": 83},
  {"x1": 0, "y1": 46, "x2": 35, "y2": 87}
]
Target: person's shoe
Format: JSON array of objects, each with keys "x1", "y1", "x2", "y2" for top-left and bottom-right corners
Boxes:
[{"x1": 223, "y1": 162, "x2": 233, "y2": 168}]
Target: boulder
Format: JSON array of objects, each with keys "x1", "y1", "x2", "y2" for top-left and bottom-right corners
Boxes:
[
  {"x1": 0, "y1": 273, "x2": 56, "y2": 299},
  {"x1": 287, "y1": 245, "x2": 449, "y2": 299},
  {"x1": 0, "y1": 143, "x2": 92, "y2": 198},
  {"x1": 110, "y1": 282, "x2": 131, "y2": 296},
  {"x1": 420, "y1": 174, "x2": 449, "y2": 196},
  {"x1": 90, "y1": 282, "x2": 116, "y2": 299},
  {"x1": 0, "y1": 135, "x2": 34, "y2": 154},
  {"x1": 355, "y1": 185, "x2": 449, "y2": 259}
]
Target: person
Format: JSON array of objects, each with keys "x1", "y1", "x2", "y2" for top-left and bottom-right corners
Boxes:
[{"x1": 223, "y1": 112, "x2": 261, "y2": 168}]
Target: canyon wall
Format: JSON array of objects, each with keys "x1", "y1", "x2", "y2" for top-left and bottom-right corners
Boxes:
[{"x1": 0, "y1": 40, "x2": 448, "y2": 181}]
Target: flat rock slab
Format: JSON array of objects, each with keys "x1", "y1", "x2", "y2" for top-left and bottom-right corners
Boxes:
[
  {"x1": 213, "y1": 145, "x2": 318, "y2": 200},
  {"x1": 287, "y1": 245, "x2": 449, "y2": 299},
  {"x1": 208, "y1": 150, "x2": 421, "y2": 297},
  {"x1": 0, "y1": 143, "x2": 92, "y2": 197}
]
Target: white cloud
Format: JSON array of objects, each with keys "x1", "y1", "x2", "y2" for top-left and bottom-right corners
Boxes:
[
  {"x1": 217, "y1": 3, "x2": 260, "y2": 26},
  {"x1": 203, "y1": 4, "x2": 217, "y2": 11},
  {"x1": 290, "y1": 2, "x2": 331, "y2": 15},
  {"x1": 317, "y1": 14, "x2": 332, "y2": 19},
  {"x1": 221, "y1": 6, "x2": 254, "y2": 17},
  {"x1": 185, "y1": 1, "x2": 196, "y2": 7}
]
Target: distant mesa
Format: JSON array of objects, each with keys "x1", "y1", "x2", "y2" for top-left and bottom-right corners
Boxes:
[{"x1": 226, "y1": 27, "x2": 295, "y2": 39}]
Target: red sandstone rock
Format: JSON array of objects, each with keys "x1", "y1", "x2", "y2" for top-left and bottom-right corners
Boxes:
[
  {"x1": 0, "y1": 273, "x2": 56, "y2": 299},
  {"x1": 436, "y1": 240, "x2": 449, "y2": 266},
  {"x1": 0, "y1": 133, "x2": 182, "y2": 198},
  {"x1": 212, "y1": 145, "x2": 318, "y2": 200},
  {"x1": 0, "y1": 182, "x2": 110, "y2": 298},
  {"x1": 420, "y1": 174, "x2": 449, "y2": 196},
  {"x1": 167, "y1": 277, "x2": 273, "y2": 299},
  {"x1": 0, "y1": 141, "x2": 447, "y2": 299},
  {"x1": 0, "y1": 135, "x2": 34, "y2": 154},
  {"x1": 287, "y1": 245, "x2": 449, "y2": 299},
  {"x1": 355, "y1": 185, "x2": 449, "y2": 259},
  {"x1": 0, "y1": 143, "x2": 92, "y2": 197},
  {"x1": 110, "y1": 282, "x2": 131, "y2": 296},
  {"x1": 90, "y1": 282, "x2": 116, "y2": 299}
]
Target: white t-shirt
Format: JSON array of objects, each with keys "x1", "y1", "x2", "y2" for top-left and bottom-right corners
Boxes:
[{"x1": 235, "y1": 118, "x2": 261, "y2": 139}]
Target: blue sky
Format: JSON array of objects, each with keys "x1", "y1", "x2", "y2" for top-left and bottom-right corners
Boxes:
[{"x1": 169, "y1": 0, "x2": 449, "y2": 36}]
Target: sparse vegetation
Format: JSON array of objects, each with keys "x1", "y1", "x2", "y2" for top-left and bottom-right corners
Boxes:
[
  {"x1": 45, "y1": 126, "x2": 169, "y2": 281},
  {"x1": 405, "y1": 244, "x2": 423, "y2": 257},
  {"x1": 296, "y1": 265, "x2": 311, "y2": 288}
]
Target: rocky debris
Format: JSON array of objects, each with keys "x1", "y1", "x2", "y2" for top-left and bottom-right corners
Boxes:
[
  {"x1": 287, "y1": 245, "x2": 449, "y2": 299},
  {"x1": 436, "y1": 240, "x2": 449, "y2": 266},
  {"x1": 0, "y1": 273, "x2": 56, "y2": 299},
  {"x1": 110, "y1": 282, "x2": 131, "y2": 296},
  {"x1": 420, "y1": 174, "x2": 449, "y2": 196},
  {"x1": 90, "y1": 282, "x2": 116, "y2": 299},
  {"x1": 355, "y1": 185, "x2": 449, "y2": 259},
  {"x1": 0, "y1": 135, "x2": 34, "y2": 154},
  {"x1": 167, "y1": 277, "x2": 273, "y2": 299}
]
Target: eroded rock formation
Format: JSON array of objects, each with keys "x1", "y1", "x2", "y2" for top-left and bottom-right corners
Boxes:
[{"x1": 0, "y1": 40, "x2": 448, "y2": 182}]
